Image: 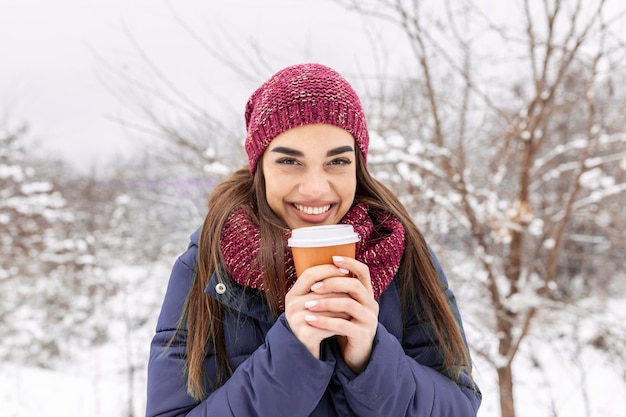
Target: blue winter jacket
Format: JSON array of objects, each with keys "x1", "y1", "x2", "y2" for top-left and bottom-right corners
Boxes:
[{"x1": 146, "y1": 229, "x2": 481, "y2": 416}]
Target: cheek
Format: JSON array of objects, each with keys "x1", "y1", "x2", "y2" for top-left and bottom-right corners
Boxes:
[
  {"x1": 264, "y1": 180, "x2": 280, "y2": 206},
  {"x1": 337, "y1": 176, "x2": 357, "y2": 211},
  {"x1": 346, "y1": 169, "x2": 357, "y2": 196},
  {"x1": 264, "y1": 174, "x2": 289, "y2": 212}
]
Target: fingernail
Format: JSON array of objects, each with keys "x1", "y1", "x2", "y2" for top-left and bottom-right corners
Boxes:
[
  {"x1": 311, "y1": 282, "x2": 323, "y2": 291},
  {"x1": 332, "y1": 256, "x2": 344, "y2": 263},
  {"x1": 305, "y1": 315, "x2": 317, "y2": 322},
  {"x1": 304, "y1": 300, "x2": 318, "y2": 308},
  {"x1": 338, "y1": 268, "x2": 350, "y2": 275}
]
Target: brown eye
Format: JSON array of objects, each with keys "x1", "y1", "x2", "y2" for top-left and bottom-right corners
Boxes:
[
  {"x1": 277, "y1": 158, "x2": 300, "y2": 165},
  {"x1": 328, "y1": 158, "x2": 352, "y2": 166}
]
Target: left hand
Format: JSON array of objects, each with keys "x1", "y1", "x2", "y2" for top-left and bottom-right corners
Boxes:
[{"x1": 304, "y1": 256, "x2": 379, "y2": 373}]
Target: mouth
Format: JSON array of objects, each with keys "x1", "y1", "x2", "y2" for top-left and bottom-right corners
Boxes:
[{"x1": 293, "y1": 203, "x2": 332, "y2": 215}]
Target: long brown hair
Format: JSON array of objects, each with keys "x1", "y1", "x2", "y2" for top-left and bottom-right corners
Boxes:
[{"x1": 178, "y1": 150, "x2": 473, "y2": 400}]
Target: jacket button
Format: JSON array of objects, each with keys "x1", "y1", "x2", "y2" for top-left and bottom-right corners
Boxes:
[{"x1": 215, "y1": 283, "x2": 226, "y2": 294}]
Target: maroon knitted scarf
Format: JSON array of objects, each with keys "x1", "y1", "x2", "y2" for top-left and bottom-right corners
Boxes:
[{"x1": 219, "y1": 203, "x2": 405, "y2": 301}]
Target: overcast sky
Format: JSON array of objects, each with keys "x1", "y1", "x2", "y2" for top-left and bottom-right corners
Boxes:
[{"x1": 1, "y1": 0, "x2": 382, "y2": 171}]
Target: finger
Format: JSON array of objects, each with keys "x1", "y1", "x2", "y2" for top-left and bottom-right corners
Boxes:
[
  {"x1": 304, "y1": 314, "x2": 360, "y2": 338},
  {"x1": 289, "y1": 264, "x2": 347, "y2": 294},
  {"x1": 332, "y1": 256, "x2": 373, "y2": 293},
  {"x1": 309, "y1": 276, "x2": 370, "y2": 303},
  {"x1": 306, "y1": 309, "x2": 379, "y2": 346},
  {"x1": 304, "y1": 296, "x2": 360, "y2": 318},
  {"x1": 307, "y1": 278, "x2": 380, "y2": 326}
]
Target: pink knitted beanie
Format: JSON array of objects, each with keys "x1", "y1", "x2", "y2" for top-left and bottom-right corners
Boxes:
[{"x1": 244, "y1": 63, "x2": 369, "y2": 173}]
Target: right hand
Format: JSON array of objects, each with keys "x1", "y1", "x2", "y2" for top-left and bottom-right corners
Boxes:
[{"x1": 284, "y1": 264, "x2": 351, "y2": 359}]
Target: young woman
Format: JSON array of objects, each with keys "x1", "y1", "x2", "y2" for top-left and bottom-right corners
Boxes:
[{"x1": 146, "y1": 63, "x2": 481, "y2": 417}]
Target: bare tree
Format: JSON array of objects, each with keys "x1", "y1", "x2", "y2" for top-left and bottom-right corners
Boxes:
[
  {"x1": 333, "y1": 1, "x2": 626, "y2": 416},
  {"x1": 0, "y1": 124, "x2": 113, "y2": 365}
]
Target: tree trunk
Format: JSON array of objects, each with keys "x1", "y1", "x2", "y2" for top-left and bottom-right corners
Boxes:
[{"x1": 497, "y1": 364, "x2": 516, "y2": 417}]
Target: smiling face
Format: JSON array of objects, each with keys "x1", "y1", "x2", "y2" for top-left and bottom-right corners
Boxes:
[{"x1": 261, "y1": 123, "x2": 357, "y2": 229}]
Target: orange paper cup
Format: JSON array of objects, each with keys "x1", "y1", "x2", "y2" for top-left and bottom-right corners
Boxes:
[{"x1": 288, "y1": 225, "x2": 359, "y2": 277}]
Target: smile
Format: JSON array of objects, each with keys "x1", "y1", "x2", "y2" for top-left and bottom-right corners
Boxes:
[{"x1": 293, "y1": 204, "x2": 332, "y2": 215}]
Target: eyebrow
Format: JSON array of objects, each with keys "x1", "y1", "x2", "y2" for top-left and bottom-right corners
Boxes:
[{"x1": 270, "y1": 145, "x2": 355, "y2": 157}]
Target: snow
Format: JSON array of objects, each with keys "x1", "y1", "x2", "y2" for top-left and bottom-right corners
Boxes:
[
  {"x1": 0, "y1": 164, "x2": 25, "y2": 181},
  {"x1": 2, "y1": 1, "x2": 626, "y2": 414},
  {"x1": 578, "y1": 167, "x2": 618, "y2": 192},
  {"x1": 527, "y1": 218, "x2": 544, "y2": 236},
  {"x1": 2, "y1": 349, "x2": 146, "y2": 417},
  {"x1": 2, "y1": 256, "x2": 624, "y2": 417},
  {"x1": 20, "y1": 181, "x2": 53, "y2": 195},
  {"x1": 464, "y1": 299, "x2": 626, "y2": 417}
]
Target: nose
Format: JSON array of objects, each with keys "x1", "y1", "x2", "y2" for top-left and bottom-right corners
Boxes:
[{"x1": 298, "y1": 168, "x2": 330, "y2": 197}]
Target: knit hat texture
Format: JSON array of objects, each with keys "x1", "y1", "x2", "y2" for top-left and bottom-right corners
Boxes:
[{"x1": 244, "y1": 63, "x2": 369, "y2": 173}]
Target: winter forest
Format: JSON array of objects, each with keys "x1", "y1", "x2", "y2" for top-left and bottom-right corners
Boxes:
[{"x1": 2, "y1": 1, "x2": 626, "y2": 416}]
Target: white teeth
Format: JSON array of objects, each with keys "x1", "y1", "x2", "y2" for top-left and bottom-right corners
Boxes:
[{"x1": 294, "y1": 204, "x2": 331, "y2": 215}]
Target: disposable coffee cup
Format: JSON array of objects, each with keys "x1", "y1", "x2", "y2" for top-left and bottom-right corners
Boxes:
[{"x1": 287, "y1": 225, "x2": 359, "y2": 277}]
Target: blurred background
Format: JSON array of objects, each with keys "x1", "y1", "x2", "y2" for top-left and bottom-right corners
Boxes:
[{"x1": 1, "y1": 1, "x2": 626, "y2": 416}]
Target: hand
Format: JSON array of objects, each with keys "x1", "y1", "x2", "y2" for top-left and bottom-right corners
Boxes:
[
  {"x1": 296, "y1": 256, "x2": 379, "y2": 373},
  {"x1": 285, "y1": 263, "x2": 352, "y2": 359}
]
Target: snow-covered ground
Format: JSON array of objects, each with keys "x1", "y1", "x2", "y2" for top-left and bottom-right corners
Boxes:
[
  {"x1": 2, "y1": 271, "x2": 624, "y2": 417},
  {"x1": 3, "y1": 341, "x2": 625, "y2": 417},
  {"x1": 2, "y1": 359, "x2": 142, "y2": 417}
]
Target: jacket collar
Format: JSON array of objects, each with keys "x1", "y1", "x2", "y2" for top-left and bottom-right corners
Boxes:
[
  {"x1": 204, "y1": 271, "x2": 277, "y2": 325},
  {"x1": 192, "y1": 226, "x2": 276, "y2": 325}
]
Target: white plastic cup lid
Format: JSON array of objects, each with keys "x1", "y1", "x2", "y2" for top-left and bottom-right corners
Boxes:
[{"x1": 288, "y1": 224, "x2": 359, "y2": 247}]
